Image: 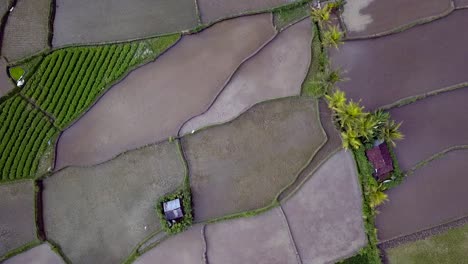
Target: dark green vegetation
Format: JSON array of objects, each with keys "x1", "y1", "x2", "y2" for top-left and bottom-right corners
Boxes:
[
  {"x1": 156, "y1": 189, "x2": 193, "y2": 234},
  {"x1": 339, "y1": 148, "x2": 382, "y2": 264},
  {"x1": 273, "y1": 3, "x2": 309, "y2": 30},
  {"x1": 0, "y1": 96, "x2": 57, "y2": 181},
  {"x1": 387, "y1": 223, "x2": 468, "y2": 264},
  {"x1": 8, "y1": 67, "x2": 24, "y2": 81},
  {"x1": 8, "y1": 55, "x2": 44, "y2": 85},
  {"x1": 21, "y1": 34, "x2": 180, "y2": 128}
]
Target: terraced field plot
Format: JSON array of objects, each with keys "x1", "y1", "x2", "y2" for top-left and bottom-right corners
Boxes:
[
  {"x1": 205, "y1": 208, "x2": 298, "y2": 264},
  {"x1": 52, "y1": 0, "x2": 197, "y2": 46},
  {"x1": 0, "y1": 95, "x2": 57, "y2": 181},
  {"x1": 182, "y1": 97, "x2": 326, "y2": 222},
  {"x1": 21, "y1": 34, "x2": 179, "y2": 129},
  {"x1": 197, "y1": 0, "x2": 295, "y2": 23},
  {"x1": 281, "y1": 150, "x2": 367, "y2": 264},
  {"x1": 3, "y1": 244, "x2": 64, "y2": 264},
  {"x1": 134, "y1": 225, "x2": 204, "y2": 264},
  {"x1": 330, "y1": 10, "x2": 468, "y2": 110},
  {"x1": 389, "y1": 87, "x2": 468, "y2": 171},
  {"x1": 43, "y1": 141, "x2": 185, "y2": 264},
  {"x1": 181, "y1": 18, "x2": 311, "y2": 134},
  {"x1": 0, "y1": 181, "x2": 36, "y2": 256},
  {"x1": 1, "y1": 0, "x2": 51, "y2": 62},
  {"x1": 342, "y1": 0, "x2": 452, "y2": 38},
  {"x1": 0, "y1": 59, "x2": 14, "y2": 97},
  {"x1": 376, "y1": 149, "x2": 468, "y2": 242},
  {"x1": 386, "y1": 223, "x2": 468, "y2": 264},
  {"x1": 55, "y1": 14, "x2": 276, "y2": 169}
]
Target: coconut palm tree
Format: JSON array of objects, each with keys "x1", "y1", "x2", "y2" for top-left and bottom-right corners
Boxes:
[
  {"x1": 341, "y1": 130, "x2": 361, "y2": 150},
  {"x1": 381, "y1": 120, "x2": 404, "y2": 146},
  {"x1": 368, "y1": 185, "x2": 388, "y2": 208},
  {"x1": 310, "y1": 5, "x2": 331, "y2": 23},
  {"x1": 322, "y1": 25, "x2": 343, "y2": 49},
  {"x1": 325, "y1": 89, "x2": 346, "y2": 112},
  {"x1": 338, "y1": 100, "x2": 364, "y2": 129}
]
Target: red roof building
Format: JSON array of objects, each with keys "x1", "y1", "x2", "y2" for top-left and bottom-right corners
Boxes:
[{"x1": 365, "y1": 142, "x2": 394, "y2": 181}]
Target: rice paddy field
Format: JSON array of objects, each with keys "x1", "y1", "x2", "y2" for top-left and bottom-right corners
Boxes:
[
  {"x1": 43, "y1": 141, "x2": 185, "y2": 264},
  {"x1": 2, "y1": 0, "x2": 468, "y2": 263},
  {"x1": 52, "y1": 0, "x2": 197, "y2": 47},
  {"x1": 330, "y1": 9, "x2": 468, "y2": 110},
  {"x1": 0, "y1": 181, "x2": 36, "y2": 256},
  {"x1": 1, "y1": 0, "x2": 51, "y2": 62},
  {"x1": 182, "y1": 97, "x2": 326, "y2": 222}
]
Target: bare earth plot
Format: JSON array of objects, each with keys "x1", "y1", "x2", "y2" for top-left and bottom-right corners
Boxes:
[
  {"x1": 43, "y1": 141, "x2": 184, "y2": 264},
  {"x1": 278, "y1": 100, "x2": 342, "y2": 201},
  {"x1": 342, "y1": 0, "x2": 452, "y2": 38},
  {"x1": 182, "y1": 97, "x2": 326, "y2": 222},
  {"x1": 181, "y1": 18, "x2": 312, "y2": 134},
  {"x1": 281, "y1": 150, "x2": 367, "y2": 264},
  {"x1": 197, "y1": 0, "x2": 297, "y2": 23},
  {"x1": 376, "y1": 150, "x2": 468, "y2": 242},
  {"x1": 134, "y1": 225, "x2": 204, "y2": 264},
  {"x1": 54, "y1": 14, "x2": 275, "y2": 169},
  {"x1": 330, "y1": 10, "x2": 468, "y2": 110},
  {"x1": 52, "y1": 0, "x2": 197, "y2": 47},
  {"x1": 205, "y1": 207, "x2": 299, "y2": 264},
  {"x1": 1, "y1": 0, "x2": 50, "y2": 62},
  {"x1": 0, "y1": 181, "x2": 35, "y2": 257},
  {"x1": 3, "y1": 244, "x2": 64, "y2": 264},
  {"x1": 389, "y1": 87, "x2": 468, "y2": 171},
  {"x1": 0, "y1": 58, "x2": 14, "y2": 97},
  {"x1": 455, "y1": 0, "x2": 468, "y2": 8}
]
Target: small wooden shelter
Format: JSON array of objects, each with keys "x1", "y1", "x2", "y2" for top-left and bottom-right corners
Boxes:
[{"x1": 163, "y1": 198, "x2": 184, "y2": 222}]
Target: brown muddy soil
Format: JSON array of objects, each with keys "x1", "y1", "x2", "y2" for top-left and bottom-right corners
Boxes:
[
  {"x1": 389, "y1": 87, "x2": 468, "y2": 171},
  {"x1": 376, "y1": 149, "x2": 468, "y2": 242},
  {"x1": 3, "y1": 244, "x2": 64, "y2": 264},
  {"x1": 343, "y1": 0, "x2": 452, "y2": 38},
  {"x1": 182, "y1": 97, "x2": 326, "y2": 222},
  {"x1": 330, "y1": 10, "x2": 468, "y2": 110},
  {"x1": 281, "y1": 150, "x2": 367, "y2": 264},
  {"x1": 1, "y1": 0, "x2": 50, "y2": 62},
  {"x1": 0, "y1": 181, "x2": 35, "y2": 257},
  {"x1": 205, "y1": 207, "x2": 298, "y2": 264},
  {"x1": 197, "y1": 0, "x2": 293, "y2": 23},
  {"x1": 181, "y1": 18, "x2": 311, "y2": 135},
  {"x1": 43, "y1": 141, "x2": 184, "y2": 264},
  {"x1": 52, "y1": 0, "x2": 198, "y2": 46},
  {"x1": 134, "y1": 225, "x2": 204, "y2": 264},
  {"x1": 54, "y1": 14, "x2": 275, "y2": 169}
]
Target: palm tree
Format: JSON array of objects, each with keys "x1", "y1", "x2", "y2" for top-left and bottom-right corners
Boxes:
[
  {"x1": 325, "y1": 89, "x2": 346, "y2": 112},
  {"x1": 368, "y1": 185, "x2": 388, "y2": 208},
  {"x1": 310, "y1": 5, "x2": 331, "y2": 23},
  {"x1": 338, "y1": 100, "x2": 364, "y2": 129},
  {"x1": 322, "y1": 25, "x2": 343, "y2": 49},
  {"x1": 359, "y1": 114, "x2": 378, "y2": 143},
  {"x1": 341, "y1": 130, "x2": 361, "y2": 150},
  {"x1": 381, "y1": 120, "x2": 404, "y2": 146}
]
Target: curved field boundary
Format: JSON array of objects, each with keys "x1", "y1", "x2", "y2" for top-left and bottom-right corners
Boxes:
[
  {"x1": 343, "y1": 1, "x2": 455, "y2": 41},
  {"x1": 379, "y1": 82, "x2": 468, "y2": 110},
  {"x1": 279, "y1": 205, "x2": 303, "y2": 264},
  {"x1": 405, "y1": 145, "x2": 468, "y2": 176},
  {"x1": 21, "y1": 34, "x2": 180, "y2": 129},
  {"x1": 180, "y1": 96, "x2": 327, "y2": 224},
  {"x1": 177, "y1": 25, "x2": 279, "y2": 137},
  {"x1": 379, "y1": 215, "x2": 468, "y2": 250}
]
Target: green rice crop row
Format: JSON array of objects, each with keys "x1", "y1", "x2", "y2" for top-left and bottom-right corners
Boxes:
[
  {"x1": 21, "y1": 34, "x2": 180, "y2": 129},
  {"x1": 0, "y1": 95, "x2": 58, "y2": 181}
]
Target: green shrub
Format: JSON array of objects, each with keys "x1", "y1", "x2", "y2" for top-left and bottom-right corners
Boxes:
[
  {"x1": 155, "y1": 188, "x2": 193, "y2": 235},
  {"x1": 8, "y1": 67, "x2": 25, "y2": 81}
]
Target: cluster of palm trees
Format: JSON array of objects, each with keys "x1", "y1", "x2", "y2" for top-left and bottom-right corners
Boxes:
[
  {"x1": 310, "y1": 1, "x2": 344, "y2": 48},
  {"x1": 325, "y1": 90, "x2": 403, "y2": 150}
]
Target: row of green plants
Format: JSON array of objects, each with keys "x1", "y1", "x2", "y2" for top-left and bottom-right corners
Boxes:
[
  {"x1": 20, "y1": 34, "x2": 180, "y2": 128},
  {"x1": 307, "y1": 2, "x2": 404, "y2": 263},
  {"x1": 0, "y1": 96, "x2": 57, "y2": 181}
]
